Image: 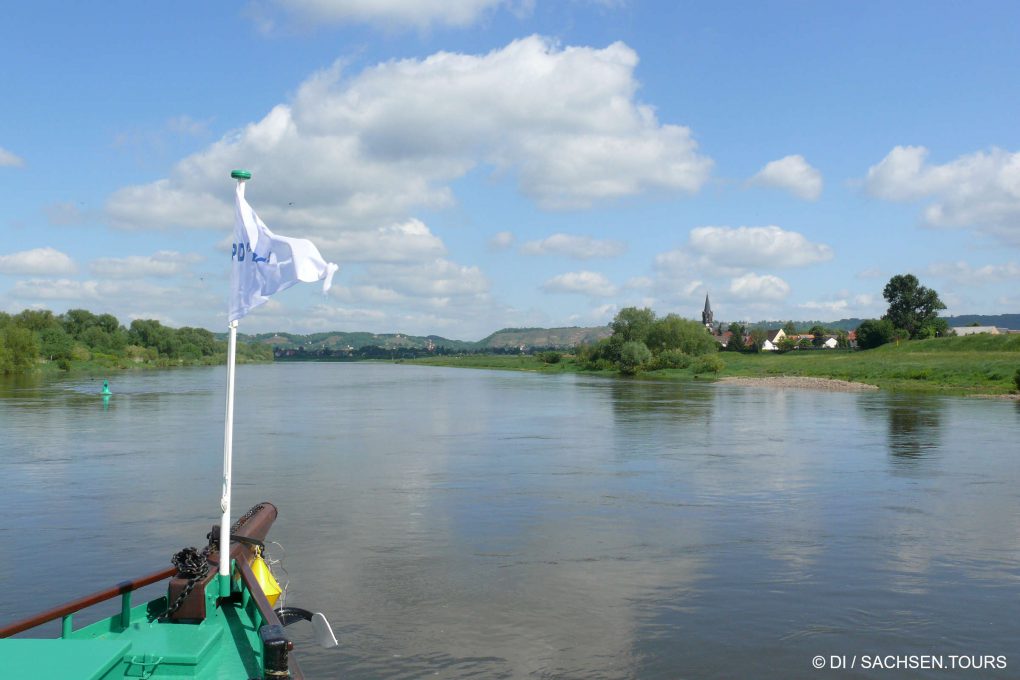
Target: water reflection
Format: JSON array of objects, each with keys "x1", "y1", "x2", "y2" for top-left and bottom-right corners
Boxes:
[
  {"x1": 886, "y1": 397, "x2": 944, "y2": 462},
  {"x1": 608, "y1": 378, "x2": 714, "y2": 421},
  {"x1": 2, "y1": 367, "x2": 1020, "y2": 679}
]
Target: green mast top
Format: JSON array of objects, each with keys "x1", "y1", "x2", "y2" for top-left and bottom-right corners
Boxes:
[{"x1": 230, "y1": 169, "x2": 252, "y2": 180}]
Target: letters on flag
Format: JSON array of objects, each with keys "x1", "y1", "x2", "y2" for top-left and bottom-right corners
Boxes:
[{"x1": 229, "y1": 182, "x2": 339, "y2": 322}]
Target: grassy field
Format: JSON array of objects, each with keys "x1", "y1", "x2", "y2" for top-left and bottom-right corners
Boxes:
[{"x1": 406, "y1": 335, "x2": 1020, "y2": 396}]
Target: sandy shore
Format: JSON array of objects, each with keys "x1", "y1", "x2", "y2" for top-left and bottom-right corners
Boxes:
[{"x1": 715, "y1": 376, "x2": 879, "y2": 392}]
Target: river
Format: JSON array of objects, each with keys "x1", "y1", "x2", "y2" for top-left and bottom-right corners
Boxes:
[{"x1": 1, "y1": 363, "x2": 1018, "y2": 678}]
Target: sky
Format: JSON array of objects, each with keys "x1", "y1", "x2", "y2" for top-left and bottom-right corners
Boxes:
[{"x1": 2, "y1": 1, "x2": 1019, "y2": 340}]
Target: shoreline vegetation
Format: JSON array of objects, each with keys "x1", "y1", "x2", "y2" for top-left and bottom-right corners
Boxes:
[
  {"x1": 399, "y1": 332, "x2": 1020, "y2": 401},
  {"x1": 3, "y1": 307, "x2": 1019, "y2": 398},
  {"x1": 404, "y1": 334, "x2": 1020, "y2": 397}
]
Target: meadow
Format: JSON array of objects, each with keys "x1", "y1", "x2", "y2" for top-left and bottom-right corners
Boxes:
[{"x1": 407, "y1": 334, "x2": 1020, "y2": 396}]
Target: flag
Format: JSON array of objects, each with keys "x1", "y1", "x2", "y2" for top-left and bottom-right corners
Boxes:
[{"x1": 229, "y1": 182, "x2": 339, "y2": 322}]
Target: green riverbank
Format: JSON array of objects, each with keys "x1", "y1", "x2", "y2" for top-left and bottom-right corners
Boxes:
[{"x1": 405, "y1": 334, "x2": 1020, "y2": 397}]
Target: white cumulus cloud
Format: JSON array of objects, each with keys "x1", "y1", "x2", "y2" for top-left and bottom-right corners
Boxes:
[
  {"x1": 319, "y1": 219, "x2": 446, "y2": 263},
  {"x1": 864, "y1": 145, "x2": 1020, "y2": 245},
  {"x1": 750, "y1": 154, "x2": 822, "y2": 200},
  {"x1": 926, "y1": 260, "x2": 1020, "y2": 285},
  {"x1": 90, "y1": 251, "x2": 203, "y2": 278},
  {"x1": 688, "y1": 225, "x2": 833, "y2": 269},
  {"x1": 0, "y1": 247, "x2": 77, "y2": 275},
  {"x1": 520, "y1": 233, "x2": 626, "y2": 259},
  {"x1": 106, "y1": 36, "x2": 711, "y2": 234},
  {"x1": 542, "y1": 270, "x2": 617, "y2": 297},
  {"x1": 728, "y1": 273, "x2": 790, "y2": 301},
  {"x1": 257, "y1": 0, "x2": 521, "y2": 30},
  {"x1": 0, "y1": 146, "x2": 25, "y2": 167},
  {"x1": 489, "y1": 231, "x2": 515, "y2": 250}
]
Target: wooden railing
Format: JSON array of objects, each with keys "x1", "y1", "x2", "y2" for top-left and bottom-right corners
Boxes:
[{"x1": 0, "y1": 566, "x2": 177, "y2": 639}]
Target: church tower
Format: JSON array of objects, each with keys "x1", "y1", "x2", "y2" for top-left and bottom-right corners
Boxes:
[{"x1": 702, "y1": 294, "x2": 714, "y2": 331}]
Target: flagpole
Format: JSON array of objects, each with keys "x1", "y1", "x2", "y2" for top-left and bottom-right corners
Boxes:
[{"x1": 220, "y1": 169, "x2": 251, "y2": 592}]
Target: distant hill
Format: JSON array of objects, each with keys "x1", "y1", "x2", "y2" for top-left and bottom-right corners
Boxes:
[
  {"x1": 943, "y1": 314, "x2": 1020, "y2": 329},
  {"x1": 476, "y1": 326, "x2": 611, "y2": 349},
  {"x1": 234, "y1": 314, "x2": 1017, "y2": 352},
  {"x1": 739, "y1": 314, "x2": 1020, "y2": 332},
  {"x1": 237, "y1": 325, "x2": 611, "y2": 351}
]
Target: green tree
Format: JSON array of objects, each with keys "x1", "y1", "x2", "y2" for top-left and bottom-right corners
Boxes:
[
  {"x1": 14, "y1": 309, "x2": 60, "y2": 333},
  {"x1": 749, "y1": 329, "x2": 767, "y2": 353},
  {"x1": 646, "y1": 314, "x2": 717, "y2": 356},
  {"x1": 2, "y1": 326, "x2": 40, "y2": 372},
  {"x1": 39, "y1": 327, "x2": 74, "y2": 363},
  {"x1": 618, "y1": 341, "x2": 652, "y2": 375},
  {"x1": 856, "y1": 319, "x2": 895, "y2": 349},
  {"x1": 725, "y1": 323, "x2": 746, "y2": 352},
  {"x1": 95, "y1": 313, "x2": 121, "y2": 335},
  {"x1": 610, "y1": 307, "x2": 656, "y2": 344},
  {"x1": 836, "y1": 330, "x2": 850, "y2": 349},
  {"x1": 62, "y1": 308, "x2": 99, "y2": 338},
  {"x1": 882, "y1": 274, "x2": 946, "y2": 339},
  {"x1": 782, "y1": 321, "x2": 798, "y2": 335},
  {"x1": 808, "y1": 324, "x2": 826, "y2": 348}
]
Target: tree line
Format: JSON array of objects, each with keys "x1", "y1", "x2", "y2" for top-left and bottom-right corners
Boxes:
[
  {"x1": 577, "y1": 308, "x2": 722, "y2": 375},
  {"x1": 0, "y1": 308, "x2": 272, "y2": 374}
]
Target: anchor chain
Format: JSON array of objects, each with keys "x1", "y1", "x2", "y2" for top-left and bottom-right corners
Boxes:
[{"x1": 161, "y1": 503, "x2": 267, "y2": 620}]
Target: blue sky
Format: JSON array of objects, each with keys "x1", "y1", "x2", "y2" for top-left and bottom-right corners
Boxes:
[{"x1": 2, "y1": 1, "x2": 1019, "y2": 339}]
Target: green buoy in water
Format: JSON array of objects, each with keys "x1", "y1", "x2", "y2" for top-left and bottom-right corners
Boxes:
[{"x1": 101, "y1": 379, "x2": 112, "y2": 396}]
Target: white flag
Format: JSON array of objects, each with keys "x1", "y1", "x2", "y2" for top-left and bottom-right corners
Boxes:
[{"x1": 229, "y1": 182, "x2": 339, "y2": 322}]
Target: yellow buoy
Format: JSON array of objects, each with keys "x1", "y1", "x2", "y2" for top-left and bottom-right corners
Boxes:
[{"x1": 251, "y1": 547, "x2": 282, "y2": 606}]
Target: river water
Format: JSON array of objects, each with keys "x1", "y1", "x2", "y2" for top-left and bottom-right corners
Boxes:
[{"x1": 1, "y1": 364, "x2": 1018, "y2": 678}]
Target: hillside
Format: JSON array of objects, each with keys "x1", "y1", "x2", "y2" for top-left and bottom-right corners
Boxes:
[
  {"x1": 476, "y1": 326, "x2": 611, "y2": 349},
  {"x1": 238, "y1": 326, "x2": 611, "y2": 351},
  {"x1": 235, "y1": 314, "x2": 1017, "y2": 353}
]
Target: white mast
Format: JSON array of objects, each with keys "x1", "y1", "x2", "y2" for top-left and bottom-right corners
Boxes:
[{"x1": 219, "y1": 169, "x2": 250, "y2": 590}]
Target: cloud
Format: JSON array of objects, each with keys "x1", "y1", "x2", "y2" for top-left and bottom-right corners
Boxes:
[
  {"x1": 728, "y1": 273, "x2": 790, "y2": 301},
  {"x1": 256, "y1": 0, "x2": 522, "y2": 30},
  {"x1": 520, "y1": 233, "x2": 626, "y2": 259},
  {"x1": 11, "y1": 278, "x2": 187, "y2": 303},
  {"x1": 798, "y1": 293, "x2": 881, "y2": 319},
  {"x1": 688, "y1": 225, "x2": 833, "y2": 268},
  {"x1": 0, "y1": 247, "x2": 77, "y2": 275},
  {"x1": 89, "y1": 251, "x2": 203, "y2": 278},
  {"x1": 106, "y1": 36, "x2": 711, "y2": 233},
  {"x1": 541, "y1": 270, "x2": 617, "y2": 297},
  {"x1": 0, "y1": 146, "x2": 24, "y2": 167},
  {"x1": 749, "y1": 155, "x2": 822, "y2": 200},
  {"x1": 926, "y1": 260, "x2": 1020, "y2": 286},
  {"x1": 855, "y1": 267, "x2": 885, "y2": 280},
  {"x1": 864, "y1": 145, "x2": 1020, "y2": 245},
  {"x1": 624, "y1": 276, "x2": 653, "y2": 289},
  {"x1": 362, "y1": 258, "x2": 489, "y2": 298},
  {"x1": 320, "y1": 219, "x2": 446, "y2": 263},
  {"x1": 489, "y1": 231, "x2": 515, "y2": 250}
]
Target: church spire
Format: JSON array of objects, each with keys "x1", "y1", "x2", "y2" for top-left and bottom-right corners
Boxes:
[{"x1": 702, "y1": 294, "x2": 713, "y2": 328}]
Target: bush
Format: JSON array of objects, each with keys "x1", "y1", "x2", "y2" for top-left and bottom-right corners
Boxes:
[
  {"x1": 619, "y1": 341, "x2": 652, "y2": 375},
  {"x1": 538, "y1": 351, "x2": 562, "y2": 364},
  {"x1": 856, "y1": 319, "x2": 896, "y2": 349},
  {"x1": 652, "y1": 348, "x2": 692, "y2": 370},
  {"x1": 1014, "y1": 369, "x2": 1020, "y2": 393},
  {"x1": 691, "y1": 354, "x2": 724, "y2": 374}
]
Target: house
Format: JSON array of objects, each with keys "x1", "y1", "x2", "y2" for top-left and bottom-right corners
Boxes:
[
  {"x1": 822, "y1": 337, "x2": 838, "y2": 349},
  {"x1": 951, "y1": 326, "x2": 1001, "y2": 336},
  {"x1": 761, "y1": 328, "x2": 786, "y2": 351}
]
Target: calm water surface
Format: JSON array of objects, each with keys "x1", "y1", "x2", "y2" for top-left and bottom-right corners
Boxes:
[{"x1": 1, "y1": 364, "x2": 1018, "y2": 679}]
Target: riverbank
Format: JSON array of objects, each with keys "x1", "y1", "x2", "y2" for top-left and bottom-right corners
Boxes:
[
  {"x1": 405, "y1": 336, "x2": 1020, "y2": 397},
  {"x1": 715, "y1": 376, "x2": 879, "y2": 391}
]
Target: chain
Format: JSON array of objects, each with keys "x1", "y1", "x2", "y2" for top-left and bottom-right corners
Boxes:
[
  {"x1": 162, "y1": 546, "x2": 210, "y2": 619},
  {"x1": 160, "y1": 503, "x2": 267, "y2": 620},
  {"x1": 231, "y1": 502, "x2": 266, "y2": 534}
]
